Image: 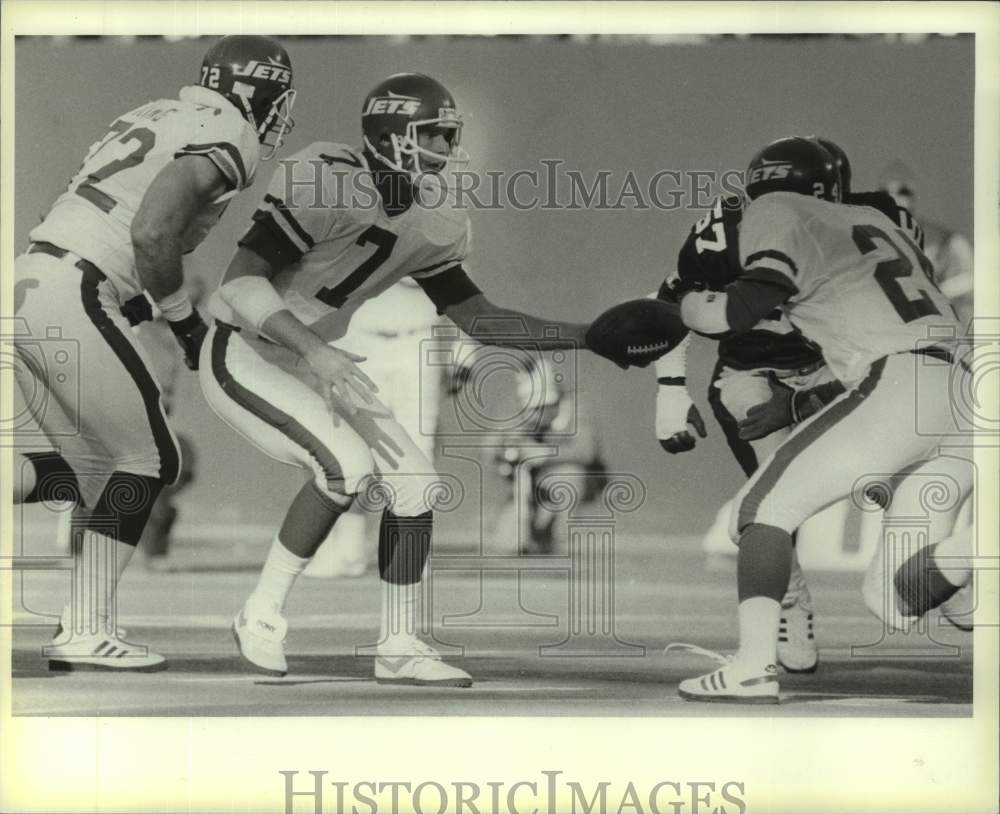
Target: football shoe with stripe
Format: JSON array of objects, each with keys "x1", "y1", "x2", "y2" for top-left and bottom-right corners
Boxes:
[
  {"x1": 46, "y1": 607, "x2": 166, "y2": 672},
  {"x1": 375, "y1": 637, "x2": 472, "y2": 687},
  {"x1": 777, "y1": 582, "x2": 819, "y2": 673},
  {"x1": 667, "y1": 643, "x2": 779, "y2": 704}
]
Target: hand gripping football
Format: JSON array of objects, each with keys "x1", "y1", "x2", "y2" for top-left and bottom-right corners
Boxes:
[{"x1": 585, "y1": 298, "x2": 689, "y2": 369}]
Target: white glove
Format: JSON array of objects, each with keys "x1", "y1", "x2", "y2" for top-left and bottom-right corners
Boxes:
[{"x1": 653, "y1": 334, "x2": 706, "y2": 453}]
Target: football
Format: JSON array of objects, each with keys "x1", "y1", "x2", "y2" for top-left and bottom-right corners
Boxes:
[{"x1": 585, "y1": 298, "x2": 689, "y2": 369}]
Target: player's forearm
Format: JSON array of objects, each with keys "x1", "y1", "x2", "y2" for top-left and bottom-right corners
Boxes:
[
  {"x1": 259, "y1": 310, "x2": 330, "y2": 362},
  {"x1": 446, "y1": 295, "x2": 588, "y2": 350},
  {"x1": 133, "y1": 232, "x2": 186, "y2": 303}
]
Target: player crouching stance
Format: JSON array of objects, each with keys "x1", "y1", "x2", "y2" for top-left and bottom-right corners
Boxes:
[
  {"x1": 201, "y1": 73, "x2": 593, "y2": 685},
  {"x1": 671, "y1": 137, "x2": 972, "y2": 703},
  {"x1": 12, "y1": 36, "x2": 294, "y2": 671}
]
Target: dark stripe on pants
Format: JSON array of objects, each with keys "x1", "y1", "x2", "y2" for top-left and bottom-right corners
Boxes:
[
  {"x1": 79, "y1": 265, "x2": 179, "y2": 483},
  {"x1": 736, "y1": 357, "x2": 887, "y2": 533},
  {"x1": 210, "y1": 324, "x2": 346, "y2": 492},
  {"x1": 707, "y1": 359, "x2": 759, "y2": 478}
]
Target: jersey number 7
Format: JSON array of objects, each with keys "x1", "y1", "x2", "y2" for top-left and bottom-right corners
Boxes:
[
  {"x1": 316, "y1": 225, "x2": 398, "y2": 308},
  {"x1": 852, "y1": 224, "x2": 942, "y2": 323}
]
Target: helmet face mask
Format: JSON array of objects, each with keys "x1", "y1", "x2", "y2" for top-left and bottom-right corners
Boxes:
[
  {"x1": 744, "y1": 136, "x2": 841, "y2": 203},
  {"x1": 199, "y1": 35, "x2": 295, "y2": 161},
  {"x1": 256, "y1": 87, "x2": 296, "y2": 161},
  {"x1": 362, "y1": 73, "x2": 470, "y2": 181}
]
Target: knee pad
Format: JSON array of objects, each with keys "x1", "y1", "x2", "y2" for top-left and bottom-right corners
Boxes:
[{"x1": 22, "y1": 452, "x2": 83, "y2": 505}]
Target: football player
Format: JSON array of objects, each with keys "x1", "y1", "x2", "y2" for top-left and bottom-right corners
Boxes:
[
  {"x1": 653, "y1": 137, "x2": 923, "y2": 673},
  {"x1": 669, "y1": 137, "x2": 971, "y2": 702},
  {"x1": 200, "y1": 72, "x2": 593, "y2": 686},
  {"x1": 12, "y1": 35, "x2": 295, "y2": 671},
  {"x1": 489, "y1": 356, "x2": 605, "y2": 555}
]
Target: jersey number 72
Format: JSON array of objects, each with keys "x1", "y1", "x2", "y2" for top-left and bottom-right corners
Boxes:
[{"x1": 74, "y1": 118, "x2": 156, "y2": 214}]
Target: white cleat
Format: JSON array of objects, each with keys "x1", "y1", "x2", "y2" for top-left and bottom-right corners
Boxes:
[
  {"x1": 668, "y1": 643, "x2": 779, "y2": 704},
  {"x1": 778, "y1": 592, "x2": 819, "y2": 674},
  {"x1": 375, "y1": 637, "x2": 472, "y2": 687},
  {"x1": 232, "y1": 600, "x2": 288, "y2": 677},
  {"x1": 46, "y1": 608, "x2": 165, "y2": 673}
]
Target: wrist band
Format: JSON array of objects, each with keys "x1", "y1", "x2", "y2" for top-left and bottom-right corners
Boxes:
[{"x1": 154, "y1": 288, "x2": 193, "y2": 322}]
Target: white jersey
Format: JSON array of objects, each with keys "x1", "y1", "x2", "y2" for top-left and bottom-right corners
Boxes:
[
  {"x1": 210, "y1": 142, "x2": 470, "y2": 343},
  {"x1": 739, "y1": 192, "x2": 958, "y2": 385},
  {"x1": 30, "y1": 85, "x2": 260, "y2": 299}
]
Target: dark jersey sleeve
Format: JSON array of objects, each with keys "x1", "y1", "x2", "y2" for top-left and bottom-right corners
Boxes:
[
  {"x1": 674, "y1": 195, "x2": 745, "y2": 291},
  {"x1": 846, "y1": 190, "x2": 924, "y2": 250},
  {"x1": 414, "y1": 265, "x2": 483, "y2": 314}
]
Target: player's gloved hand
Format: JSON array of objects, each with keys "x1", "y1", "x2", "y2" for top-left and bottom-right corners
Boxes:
[
  {"x1": 305, "y1": 344, "x2": 380, "y2": 426},
  {"x1": 656, "y1": 383, "x2": 707, "y2": 454},
  {"x1": 167, "y1": 311, "x2": 209, "y2": 370},
  {"x1": 121, "y1": 292, "x2": 154, "y2": 326},
  {"x1": 737, "y1": 371, "x2": 794, "y2": 440}
]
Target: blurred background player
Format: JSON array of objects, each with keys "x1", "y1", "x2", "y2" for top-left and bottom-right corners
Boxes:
[
  {"x1": 489, "y1": 356, "x2": 607, "y2": 555},
  {"x1": 202, "y1": 71, "x2": 597, "y2": 687},
  {"x1": 880, "y1": 160, "x2": 973, "y2": 326},
  {"x1": 303, "y1": 278, "x2": 443, "y2": 578},
  {"x1": 11, "y1": 35, "x2": 295, "y2": 671},
  {"x1": 672, "y1": 136, "x2": 971, "y2": 703}
]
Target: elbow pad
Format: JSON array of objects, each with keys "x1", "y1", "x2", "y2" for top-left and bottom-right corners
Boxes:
[{"x1": 217, "y1": 276, "x2": 287, "y2": 331}]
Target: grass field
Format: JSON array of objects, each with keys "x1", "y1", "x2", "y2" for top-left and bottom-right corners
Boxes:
[{"x1": 9, "y1": 534, "x2": 972, "y2": 717}]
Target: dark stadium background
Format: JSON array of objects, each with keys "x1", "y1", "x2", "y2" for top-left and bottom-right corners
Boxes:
[{"x1": 13, "y1": 34, "x2": 974, "y2": 543}]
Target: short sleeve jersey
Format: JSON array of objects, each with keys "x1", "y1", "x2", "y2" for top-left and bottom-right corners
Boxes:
[
  {"x1": 739, "y1": 192, "x2": 957, "y2": 384},
  {"x1": 211, "y1": 142, "x2": 470, "y2": 343},
  {"x1": 669, "y1": 195, "x2": 821, "y2": 370},
  {"x1": 30, "y1": 85, "x2": 260, "y2": 298}
]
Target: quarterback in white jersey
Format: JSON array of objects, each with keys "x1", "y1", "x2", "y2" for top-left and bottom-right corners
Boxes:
[
  {"x1": 201, "y1": 72, "x2": 594, "y2": 687},
  {"x1": 12, "y1": 35, "x2": 295, "y2": 672},
  {"x1": 672, "y1": 137, "x2": 972, "y2": 704}
]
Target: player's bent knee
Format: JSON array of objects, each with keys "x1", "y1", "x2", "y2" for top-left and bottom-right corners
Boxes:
[
  {"x1": 19, "y1": 451, "x2": 82, "y2": 505},
  {"x1": 85, "y1": 471, "x2": 165, "y2": 546},
  {"x1": 312, "y1": 474, "x2": 356, "y2": 512},
  {"x1": 384, "y1": 472, "x2": 444, "y2": 518}
]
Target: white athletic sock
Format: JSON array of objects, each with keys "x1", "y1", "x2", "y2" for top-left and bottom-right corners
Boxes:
[
  {"x1": 736, "y1": 596, "x2": 781, "y2": 669},
  {"x1": 379, "y1": 578, "x2": 421, "y2": 646},
  {"x1": 69, "y1": 527, "x2": 136, "y2": 636},
  {"x1": 249, "y1": 537, "x2": 310, "y2": 610}
]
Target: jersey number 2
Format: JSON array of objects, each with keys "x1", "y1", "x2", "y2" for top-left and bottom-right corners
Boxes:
[
  {"x1": 315, "y1": 225, "x2": 398, "y2": 308},
  {"x1": 852, "y1": 224, "x2": 940, "y2": 323},
  {"x1": 76, "y1": 119, "x2": 156, "y2": 214}
]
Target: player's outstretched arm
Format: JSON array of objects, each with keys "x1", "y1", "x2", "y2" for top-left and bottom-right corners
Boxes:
[
  {"x1": 217, "y1": 247, "x2": 379, "y2": 418},
  {"x1": 132, "y1": 155, "x2": 232, "y2": 368},
  {"x1": 442, "y1": 293, "x2": 590, "y2": 351}
]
